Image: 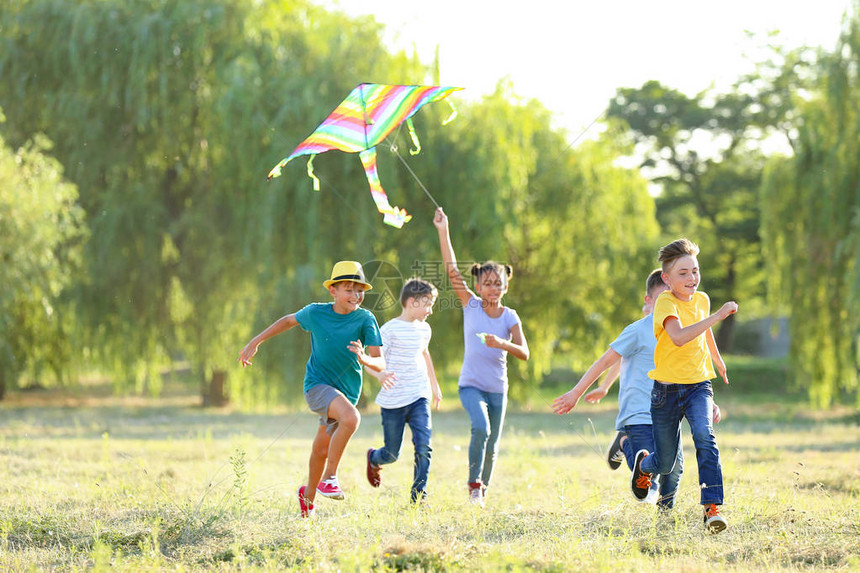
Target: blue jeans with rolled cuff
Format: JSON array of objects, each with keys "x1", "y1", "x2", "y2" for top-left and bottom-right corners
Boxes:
[
  {"x1": 622, "y1": 423, "x2": 684, "y2": 509},
  {"x1": 640, "y1": 380, "x2": 723, "y2": 505}
]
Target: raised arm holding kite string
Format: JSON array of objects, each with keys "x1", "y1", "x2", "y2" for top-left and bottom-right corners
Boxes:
[{"x1": 268, "y1": 83, "x2": 462, "y2": 228}]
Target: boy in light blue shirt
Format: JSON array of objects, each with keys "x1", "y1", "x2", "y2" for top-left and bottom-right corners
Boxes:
[{"x1": 553, "y1": 269, "x2": 683, "y2": 507}]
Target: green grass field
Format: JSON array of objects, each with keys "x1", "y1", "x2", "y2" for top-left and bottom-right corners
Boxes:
[{"x1": 1, "y1": 374, "x2": 858, "y2": 572}]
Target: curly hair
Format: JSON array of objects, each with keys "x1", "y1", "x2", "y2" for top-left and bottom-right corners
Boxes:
[{"x1": 469, "y1": 261, "x2": 512, "y2": 286}]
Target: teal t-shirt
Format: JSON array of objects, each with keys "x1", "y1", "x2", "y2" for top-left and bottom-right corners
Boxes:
[{"x1": 295, "y1": 303, "x2": 382, "y2": 405}]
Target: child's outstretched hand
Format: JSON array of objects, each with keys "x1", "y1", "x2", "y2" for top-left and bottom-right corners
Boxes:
[
  {"x1": 433, "y1": 207, "x2": 448, "y2": 230},
  {"x1": 584, "y1": 386, "x2": 608, "y2": 404},
  {"x1": 482, "y1": 333, "x2": 505, "y2": 349},
  {"x1": 348, "y1": 340, "x2": 370, "y2": 363},
  {"x1": 551, "y1": 388, "x2": 582, "y2": 415},
  {"x1": 377, "y1": 370, "x2": 397, "y2": 390},
  {"x1": 432, "y1": 387, "x2": 443, "y2": 411},
  {"x1": 718, "y1": 301, "x2": 738, "y2": 320},
  {"x1": 714, "y1": 355, "x2": 729, "y2": 384},
  {"x1": 238, "y1": 343, "x2": 259, "y2": 367}
]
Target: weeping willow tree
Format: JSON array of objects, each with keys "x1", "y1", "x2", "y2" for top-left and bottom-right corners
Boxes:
[
  {"x1": 0, "y1": 0, "x2": 427, "y2": 403},
  {"x1": 761, "y1": 2, "x2": 860, "y2": 407},
  {"x1": 0, "y1": 0, "x2": 659, "y2": 406},
  {"x1": 0, "y1": 122, "x2": 86, "y2": 398}
]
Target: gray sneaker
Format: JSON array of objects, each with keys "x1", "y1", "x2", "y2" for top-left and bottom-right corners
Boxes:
[{"x1": 606, "y1": 431, "x2": 626, "y2": 470}]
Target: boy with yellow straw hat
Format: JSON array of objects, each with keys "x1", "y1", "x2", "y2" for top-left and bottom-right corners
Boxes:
[{"x1": 239, "y1": 261, "x2": 393, "y2": 517}]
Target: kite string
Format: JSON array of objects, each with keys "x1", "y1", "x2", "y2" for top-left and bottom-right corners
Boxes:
[
  {"x1": 385, "y1": 108, "x2": 606, "y2": 214},
  {"x1": 388, "y1": 144, "x2": 441, "y2": 210}
]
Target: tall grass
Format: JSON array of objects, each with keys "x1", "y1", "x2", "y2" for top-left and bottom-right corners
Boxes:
[{"x1": 0, "y1": 378, "x2": 858, "y2": 571}]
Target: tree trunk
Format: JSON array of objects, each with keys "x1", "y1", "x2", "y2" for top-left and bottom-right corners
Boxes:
[
  {"x1": 0, "y1": 369, "x2": 5, "y2": 401},
  {"x1": 715, "y1": 313, "x2": 736, "y2": 354},
  {"x1": 202, "y1": 369, "x2": 229, "y2": 407},
  {"x1": 715, "y1": 255, "x2": 737, "y2": 352}
]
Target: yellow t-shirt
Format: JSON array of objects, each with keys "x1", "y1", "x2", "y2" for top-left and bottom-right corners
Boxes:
[{"x1": 649, "y1": 290, "x2": 716, "y2": 384}]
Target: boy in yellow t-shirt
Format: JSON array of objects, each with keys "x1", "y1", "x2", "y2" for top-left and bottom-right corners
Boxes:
[{"x1": 630, "y1": 239, "x2": 737, "y2": 533}]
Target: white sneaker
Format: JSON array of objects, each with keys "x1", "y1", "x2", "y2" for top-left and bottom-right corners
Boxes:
[
  {"x1": 643, "y1": 488, "x2": 659, "y2": 505},
  {"x1": 469, "y1": 486, "x2": 485, "y2": 508}
]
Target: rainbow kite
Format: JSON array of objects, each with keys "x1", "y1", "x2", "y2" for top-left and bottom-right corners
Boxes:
[{"x1": 268, "y1": 83, "x2": 462, "y2": 228}]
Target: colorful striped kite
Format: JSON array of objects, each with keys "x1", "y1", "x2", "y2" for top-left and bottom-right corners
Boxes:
[{"x1": 268, "y1": 83, "x2": 462, "y2": 228}]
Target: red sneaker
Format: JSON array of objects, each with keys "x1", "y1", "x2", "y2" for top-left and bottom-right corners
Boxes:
[
  {"x1": 366, "y1": 449, "x2": 381, "y2": 488},
  {"x1": 297, "y1": 485, "x2": 314, "y2": 518},
  {"x1": 317, "y1": 475, "x2": 345, "y2": 500}
]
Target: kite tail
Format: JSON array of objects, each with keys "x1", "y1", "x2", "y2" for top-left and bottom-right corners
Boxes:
[
  {"x1": 442, "y1": 99, "x2": 458, "y2": 125},
  {"x1": 267, "y1": 160, "x2": 286, "y2": 180},
  {"x1": 407, "y1": 118, "x2": 421, "y2": 156},
  {"x1": 306, "y1": 155, "x2": 320, "y2": 191},
  {"x1": 359, "y1": 148, "x2": 412, "y2": 228}
]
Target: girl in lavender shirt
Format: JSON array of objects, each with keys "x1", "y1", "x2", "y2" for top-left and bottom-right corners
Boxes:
[{"x1": 434, "y1": 207, "x2": 530, "y2": 507}]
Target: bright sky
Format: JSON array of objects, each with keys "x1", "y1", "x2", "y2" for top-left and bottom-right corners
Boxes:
[{"x1": 322, "y1": 0, "x2": 853, "y2": 137}]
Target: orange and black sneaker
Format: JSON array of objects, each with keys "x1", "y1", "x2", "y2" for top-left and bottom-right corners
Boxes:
[
  {"x1": 703, "y1": 503, "x2": 727, "y2": 533},
  {"x1": 630, "y1": 449, "x2": 653, "y2": 501}
]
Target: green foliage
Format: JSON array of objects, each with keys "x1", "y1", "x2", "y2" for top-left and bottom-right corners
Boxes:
[
  {"x1": 0, "y1": 1, "x2": 660, "y2": 405},
  {"x1": 0, "y1": 0, "x2": 430, "y2": 401},
  {"x1": 607, "y1": 79, "x2": 769, "y2": 350},
  {"x1": 0, "y1": 122, "x2": 86, "y2": 394},
  {"x1": 229, "y1": 447, "x2": 248, "y2": 510},
  {"x1": 761, "y1": 4, "x2": 860, "y2": 408}
]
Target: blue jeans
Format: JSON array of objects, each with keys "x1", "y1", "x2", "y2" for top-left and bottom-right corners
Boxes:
[
  {"x1": 459, "y1": 386, "x2": 507, "y2": 487},
  {"x1": 641, "y1": 381, "x2": 723, "y2": 505},
  {"x1": 370, "y1": 398, "x2": 432, "y2": 501},
  {"x1": 622, "y1": 423, "x2": 684, "y2": 509}
]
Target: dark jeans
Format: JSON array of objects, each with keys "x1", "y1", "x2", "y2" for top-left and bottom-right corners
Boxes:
[
  {"x1": 622, "y1": 423, "x2": 684, "y2": 509},
  {"x1": 459, "y1": 386, "x2": 507, "y2": 487},
  {"x1": 641, "y1": 380, "x2": 724, "y2": 505},
  {"x1": 370, "y1": 398, "x2": 432, "y2": 501}
]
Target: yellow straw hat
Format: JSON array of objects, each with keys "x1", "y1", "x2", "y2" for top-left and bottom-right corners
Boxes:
[{"x1": 323, "y1": 260, "x2": 373, "y2": 290}]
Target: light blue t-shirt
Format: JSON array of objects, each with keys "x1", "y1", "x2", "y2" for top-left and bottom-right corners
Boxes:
[
  {"x1": 295, "y1": 303, "x2": 382, "y2": 405},
  {"x1": 608, "y1": 314, "x2": 656, "y2": 430},
  {"x1": 458, "y1": 296, "x2": 521, "y2": 394}
]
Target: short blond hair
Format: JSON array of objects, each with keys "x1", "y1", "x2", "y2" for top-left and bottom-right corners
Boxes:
[{"x1": 658, "y1": 239, "x2": 699, "y2": 272}]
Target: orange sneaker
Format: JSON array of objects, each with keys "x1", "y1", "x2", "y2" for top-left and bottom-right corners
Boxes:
[
  {"x1": 630, "y1": 449, "x2": 652, "y2": 501},
  {"x1": 704, "y1": 503, "x2": 727, "y2": 532}
]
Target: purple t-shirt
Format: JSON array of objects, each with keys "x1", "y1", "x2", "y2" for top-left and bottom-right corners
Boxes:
[{"x1": 458, "y1": 295, "x2": 521, "y2": 393}]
